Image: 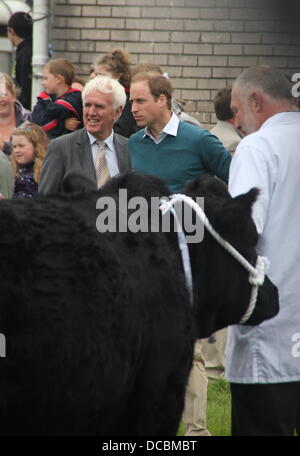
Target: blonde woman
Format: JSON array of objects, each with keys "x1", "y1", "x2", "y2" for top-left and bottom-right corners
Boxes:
[
  {"x1": 0, "y1": 73, "x2": 31, "y2": 156},
  {"x1": 11, "y1": 122, "x2": 48, "y2": 199}
]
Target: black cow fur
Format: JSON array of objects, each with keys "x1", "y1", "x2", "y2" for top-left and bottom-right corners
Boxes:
[{"x1": 0, "y1": 172, "x2": 279, "y2": 436}]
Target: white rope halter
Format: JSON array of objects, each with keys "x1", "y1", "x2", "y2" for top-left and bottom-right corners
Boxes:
[
  {"x1": 159, "y1": 194, "x2": 270, "y2": 325},
  {"x1": 160, "y1": 197, "x2": 193, "y2": 306}
]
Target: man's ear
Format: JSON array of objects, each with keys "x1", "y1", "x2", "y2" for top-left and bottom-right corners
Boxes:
[
  {"x1": 158, "y1": 93, "x2": 168, "y2": 108},
  {"x1": 113, "y1": 106, "x2": 123, "y2": 121},
  {"x1": 249, "y1": 90, "x2": 263, "y2": 113}
]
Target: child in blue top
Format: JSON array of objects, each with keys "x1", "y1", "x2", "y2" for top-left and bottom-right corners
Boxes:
[{"x1": 31, "y1": 58, "x2": 83, "y2": 138}]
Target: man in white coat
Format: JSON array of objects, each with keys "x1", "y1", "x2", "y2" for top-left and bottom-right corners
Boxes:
[{"x1": 226, "y1": 65, "x2": 300, "y2": 436}]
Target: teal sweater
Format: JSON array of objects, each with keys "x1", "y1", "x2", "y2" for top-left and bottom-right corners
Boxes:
[{"x1": 129, "y1": 121, "x2": 232, "y2": 192}]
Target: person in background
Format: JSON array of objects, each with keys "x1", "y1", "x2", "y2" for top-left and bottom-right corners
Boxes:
[
  {"x1": 7, "y1": 11, "x2": 33, "y2": 110},
  {"x1": 0, "y1": 73, "x2": 31, "y2": 156},
  {"x1": 202, "y1": 87, "x2": 241, "y2": 381},
  {"x1": 31, "y1": 58, "x2": 83, "y2": 139},
  {"x1": 129, "y1": 72, "x2": 232, "y2": 437},
  {"x1": 132, "y1": 62, "x2": 202, "y2": 128},
  {"x1": 72, "y1": 76, "x2": 86, "y2": 92},
  {"x1": 11, "y1": 122, "x2": 48, "y2": 199},
  {"x1": 89, "y1": 64, "x2": 96, "y2": 80},
  {"x1": 0, "y1": 150, "x2": 14, "y2": 199},
  {"x1": 64, "y1": 76, "x2": 87, "y2": 132},
  {"x1": 210, "y1": 87, "x2": 241, "y2": 155},
  {"x1": 129, "y1": 72, "x2": 231, "y2": 193},
  {"x1": 94, "y1": 49, "x2": 137, "y2": 137},
  {"x1": 39, "y1": 75, "x2": 130, "y2": 195},
  {"x1": 226, "y1": 65, "x2": 300, "y2": 436}
]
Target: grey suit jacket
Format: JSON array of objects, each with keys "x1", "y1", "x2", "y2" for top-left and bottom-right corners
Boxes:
[{"x1": 39, "y1": 128, "x2": 130, "y2": 194}]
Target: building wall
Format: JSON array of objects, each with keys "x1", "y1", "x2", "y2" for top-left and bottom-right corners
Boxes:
[{"x1": 51, "y1": 0, "x2": 300, "y2": 128}]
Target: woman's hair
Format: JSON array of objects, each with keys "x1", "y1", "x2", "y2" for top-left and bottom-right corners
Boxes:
[
  {"x1": 131, "y1": 62, "x2": 163, "y2": 78},
  {"x1": 72, "y1": 76, "x2": 86, "y2": 92},
  {"x1": 89, "y1": 64, "x2": 96, "y2": 77},
  {"x1": 0, "y1": 72, "x2": 17, "y2": 96},
  {"x1": 94, "y1": 49, "x2": 132, "y2": 89},
  {"x1": 11, "y1": 122, "x2": 48, "y2": 184},
  {"x1": 73, "y1": 76, "x2": 86, "y2": 86}
]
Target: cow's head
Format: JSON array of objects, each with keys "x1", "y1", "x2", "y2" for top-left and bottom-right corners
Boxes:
[
  {"x1": 58, "y1": 171, "x2": 279, "y2": 339},
  {"x1": 184, "y1": 175, "x2": 279, "y2": 338}
]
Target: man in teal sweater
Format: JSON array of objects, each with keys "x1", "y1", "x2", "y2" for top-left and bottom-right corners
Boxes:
[
  {"x1": 129, "y1": 72, "x2": 231, "y2": 193},
  {"x1": 129, "y1": 72, "x2": 231, "y2": 437}
]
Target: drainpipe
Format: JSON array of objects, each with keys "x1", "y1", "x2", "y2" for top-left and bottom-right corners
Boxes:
[{"x1": 31, "y1": 0, "x2": 49, "y2": 108}]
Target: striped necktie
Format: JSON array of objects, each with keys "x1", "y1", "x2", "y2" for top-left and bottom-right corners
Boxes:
[{"x1": 95, "y1": 141, "x2": 110, "y2": 188}]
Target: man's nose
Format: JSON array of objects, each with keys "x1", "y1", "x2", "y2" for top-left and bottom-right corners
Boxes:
[
  {"x1": 88, "y1": 105, "x2": 97, "y2": 116},
  {"x1": 131, "y1": 101, "x2": 137, "y2": 113}
]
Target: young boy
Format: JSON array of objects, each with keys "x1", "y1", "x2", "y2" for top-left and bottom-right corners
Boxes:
[{"x1": 31, "y1": 58, "x2": 83, "y2": 139}]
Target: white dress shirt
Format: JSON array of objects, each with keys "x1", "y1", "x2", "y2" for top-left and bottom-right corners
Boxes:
[
  {"x1": 87, "y1": 130, "x2": 120, "y2": 177},
  {"x1": 226, "y1": 111, "x2": 300, "y2": 383},
  {"x1": 143, "y1": 112, "x2": 179, "y2": 144}
]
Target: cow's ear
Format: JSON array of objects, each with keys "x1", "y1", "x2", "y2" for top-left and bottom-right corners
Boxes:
[
  {"x1": 231, "y1": 187, "x2": 259, "y2": 214},
  {"x1": 214, "y1": 188, "x2": 259, "y2": 240},
  {"x1": 184, "y1": 174, "x2": 230, "y2": 199}
]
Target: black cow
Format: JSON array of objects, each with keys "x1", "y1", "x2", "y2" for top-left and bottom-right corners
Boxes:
[{"x1": 0, "y1": 173, "x2": 278, "y2": 435}]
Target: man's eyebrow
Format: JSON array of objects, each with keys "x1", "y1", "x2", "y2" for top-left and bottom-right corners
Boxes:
[
  {"x1": 84, "y1": 102, "x2": 106, "y2": 108},
  {"x1": 130, "y1": 97, "x2": 144, "y2": 102}
]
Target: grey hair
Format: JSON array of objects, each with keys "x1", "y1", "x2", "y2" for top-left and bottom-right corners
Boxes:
[
  {"x1": 235, "y1": 65, "x2": 293, "y2": 102},
  {"x1": 82, "y1": 75, "x2": 126, "y2": 110}
]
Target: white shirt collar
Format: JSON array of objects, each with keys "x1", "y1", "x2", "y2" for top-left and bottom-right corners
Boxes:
[
  {"x1": 143, "y1": 112, "x2": 179, "y2": 139},
  {"x1": 86, "y1": 129, "x2": 114, "y2": 150}
]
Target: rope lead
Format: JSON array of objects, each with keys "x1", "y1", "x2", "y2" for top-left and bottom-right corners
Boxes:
[{"x1": 160, "y1": 194, "x2": 270, "y2": 325}]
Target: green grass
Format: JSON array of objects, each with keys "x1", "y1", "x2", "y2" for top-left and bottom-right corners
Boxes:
[
  {"x1": 177, "y1": 378, "x2": 231, "y2": 436},
  {"x1": 207, "y1": 378, "x2": 231, "y2": 436}
]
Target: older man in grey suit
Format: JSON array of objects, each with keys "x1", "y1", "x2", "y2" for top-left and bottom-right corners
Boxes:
[{"x1": 39, "y1": 76, "x2": 131, "y2": 194}]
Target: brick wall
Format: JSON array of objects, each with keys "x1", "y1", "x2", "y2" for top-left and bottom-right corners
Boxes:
[{"x1": 51, "y1": 0, "x2": 300, "y2": 128}]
